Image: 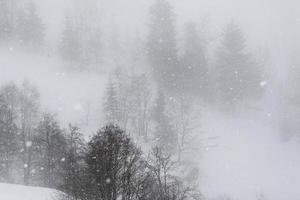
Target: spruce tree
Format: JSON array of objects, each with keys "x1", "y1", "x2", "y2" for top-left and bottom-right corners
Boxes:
[
  {"x1": 147, "y1": 0, "x2": 179, "y2": 92},
  {"x1": 25, "y1": 2, "x2": 45, "y2": 48},
  {"x1": 216, "y1": 21, "x2": 262, "y2": 109},
  {"x1": 60, "y1": 17, "x2": 82, "y2": 70},
  {"x1": 0, "y1": 0, "x2": 13, "y2": 41},
  {"x1": 180, "y1": 22, "x2": 208, "y2": 98},
  {"x1": 15, "y1": 2, "x2": 45, "y2": 49},
  {"x1": 103, "y1": 78, "x2": 120, "y2": 125}
]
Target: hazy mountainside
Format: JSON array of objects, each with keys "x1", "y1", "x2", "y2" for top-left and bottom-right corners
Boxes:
[
  {"x1": 1, "y1": 48, "x2": 299, "y2": 200},
  {"x1": 0, "y1": 0, "x2": 300, "y2": 200}
]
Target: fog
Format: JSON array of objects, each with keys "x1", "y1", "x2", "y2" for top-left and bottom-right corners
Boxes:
[{"x1": 0, "y1": 0, "x2": 300, "y2": 200}]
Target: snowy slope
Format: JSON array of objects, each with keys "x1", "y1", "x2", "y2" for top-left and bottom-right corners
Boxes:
[
  {"x1": 199, "y1": 109, "x2": 300, "y2": 200},
  {"x1": 0, "y1": 183, "x2": 64, "y2": 200}
]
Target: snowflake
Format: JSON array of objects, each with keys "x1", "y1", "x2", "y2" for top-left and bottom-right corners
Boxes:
[
  {"x1": 106, "y1": 178, "x2": 111, "y2": 184},
  {"x1": 24, "y1": 164, "x2": 28, "y2": 168},
  {"x1": 26, "y1": 141, "x2": 32, "y2": 147},
  {"x1": 260, "y1": 81, "x2": 267, "y2": 87}
]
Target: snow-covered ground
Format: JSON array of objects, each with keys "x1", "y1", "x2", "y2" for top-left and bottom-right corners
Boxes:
[
  {"x1": 0, "y1": 183, "x2": 63, "y2": 200},
  {"x1": 200, "y1": 109, "x2": 300, "y2": 200}
]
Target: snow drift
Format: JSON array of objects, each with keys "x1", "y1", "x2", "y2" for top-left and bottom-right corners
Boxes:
[{"x1": 0, "y1": 183, "x2": 64, "y2": 200}]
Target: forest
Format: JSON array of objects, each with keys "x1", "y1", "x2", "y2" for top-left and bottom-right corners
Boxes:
[{"x1": 0, "y1": 0, "x2": 300, "y2": 200}]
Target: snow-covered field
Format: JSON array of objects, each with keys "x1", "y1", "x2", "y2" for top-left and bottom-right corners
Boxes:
[{"x1": 0, "y1": 183, "x2": 63, "y2": 200}]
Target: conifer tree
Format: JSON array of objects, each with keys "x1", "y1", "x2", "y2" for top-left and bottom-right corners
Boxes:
[
  {"x1": 215, "y1": 21, "x2": 262, "y2": 109},
  {"x1": 147, "y1": 0, "x2": 179, "y2": 92},
  {"x1": 60, "y1": 17, "x2": 82, "y2": 70},
  {"x1": 26, "y1": 2, "x2": 44, "y2": 48},
  {"x1": 0, "y1": 0, "x2": 13, "y2": 41},
  {"x1": 15, "y1": 2, "x2": 45, "y2": 49},
  {"x1": 180, "y1": 22, "x2": 208, "y2": 98},
  {"x1": 103, "y1": 78, "x2": 120, "y2": 125}
]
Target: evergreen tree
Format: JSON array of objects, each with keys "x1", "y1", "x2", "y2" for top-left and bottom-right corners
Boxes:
[
  {"x1": 180, "y1": 22, "x2": 208, "y2": 98},
  {"x1": 60, "y1": 16, "x2": 82, "y2": 70},
  {"x1": 15, "y1": 9, "x2": 27, "y2": 44},
  {"x1": 103, "y1": 78, "x2": 120, "y2": 125},
  {"x1": 60, "y1": 3, "x2": 102, "y2": 71},
  {"x1": 147, "y1": 0, "x2": 179, "y2": 92},
  {"x1": 215, "y1": 22, "x2": 262, "y2": 109},
  {"x1": 15, "y1": 2, "x2": 45, "y2": 49},
  {"x1": 152, "y1": 90, "x2": 177, "y2": 154},
  {"x1": 0, "y1": 0, "x2": 13, "y2": 41},
  {"x1": 25, "y1": 2, "x2": 45, "y2": 48}
]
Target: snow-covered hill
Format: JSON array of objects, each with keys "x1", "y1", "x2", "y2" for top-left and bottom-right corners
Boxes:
[{"x1": 0, "y1": 183, "x2": 64, "y2": 200}]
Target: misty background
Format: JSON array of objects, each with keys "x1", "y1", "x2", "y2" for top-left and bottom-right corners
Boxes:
[{"x1": 0, "y1": 0, "x2": 300, "y2": 200}]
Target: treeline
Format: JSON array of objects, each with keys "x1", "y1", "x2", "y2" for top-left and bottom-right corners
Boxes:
[
  {"x1": 58, "y1": 0, "x2": 265, "y2": 110},
  {"x1": 147, "y1": 0, "x2": 264, "y2": 110},
  {"x1": 0, "y1": 0, "x2": 44, "y2": 50},
  {"x1": 0, "y1": 0, "x2": 264, "y2": 107},
  {"x1": 0, "y1": 81, "x2": 201, "y2": 200},
  {"x1": 0, "y1": 81, "x2": 66, "y2": 186}
]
